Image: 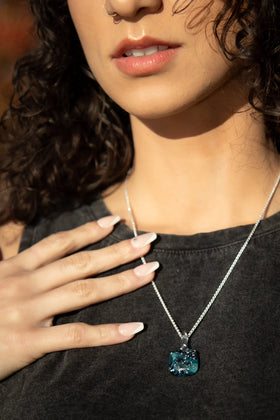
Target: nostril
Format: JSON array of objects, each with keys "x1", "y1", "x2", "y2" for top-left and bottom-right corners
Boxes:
[{"x1": 104, "y1": 0, "x2": 163, "y2": 19}]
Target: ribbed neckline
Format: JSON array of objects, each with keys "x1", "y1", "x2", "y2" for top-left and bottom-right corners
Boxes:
[{"x1": 88, "y1": 197, "x2": 280, "y2": 251}]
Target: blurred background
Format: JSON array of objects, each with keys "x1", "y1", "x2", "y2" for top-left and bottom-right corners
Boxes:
[{"x1": 0, "y1": 0, "x2": 36, "y2": 116}]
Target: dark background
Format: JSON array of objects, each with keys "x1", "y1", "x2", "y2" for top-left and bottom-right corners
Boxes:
[{"x1": 0, "y1": 0, "x2": 36, "y2": 115}]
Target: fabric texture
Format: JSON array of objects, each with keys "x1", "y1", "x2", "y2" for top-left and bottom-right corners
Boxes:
[{"x1": 1, "y1": 197, "x2": 279, "y2": 419}]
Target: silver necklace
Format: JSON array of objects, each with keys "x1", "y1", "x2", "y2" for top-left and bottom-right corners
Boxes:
[{"x1": 124, "y1": 173, "x2": 280, "y2": 376}]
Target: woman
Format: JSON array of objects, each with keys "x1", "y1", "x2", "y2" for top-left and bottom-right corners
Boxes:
[{"x1": 0, "y1": 0, "x2": 279, "y2": 418}]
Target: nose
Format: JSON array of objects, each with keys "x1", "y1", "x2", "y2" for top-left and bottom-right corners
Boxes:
[{"x1": 104, "y1": 0, "x2": 163, "y2": 19}]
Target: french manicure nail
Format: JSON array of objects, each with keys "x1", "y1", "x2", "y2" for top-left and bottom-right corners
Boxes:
[
  {"x1": 131, "y1": 232, "x2": 157, "y2": 248},
  {"x1": 118, "y1": 322, "x2": 144, "y2": 337},
  {"x1": 134, "y1": 261, "x2": 160, "y2": 277},
  {"x1": 97, "y1": 215, "x2": 121, "y2": 228}
]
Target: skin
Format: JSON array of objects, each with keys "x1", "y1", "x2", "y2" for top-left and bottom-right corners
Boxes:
[
  {"x1": 0, "y1": 223, "x2": 24, "y2": 259},
  {"x1": 67, "y1": 0, "x2": 280, "y2": 234},
  {"x1": 69, "y1": 0, "x2": 235, "y2": 119},
  {"x1": 0, "y1": 219, "x2": 158, "y2": 380},
  {"x1": 0, "y1": 0, "x2": 280, "y2": 380}
]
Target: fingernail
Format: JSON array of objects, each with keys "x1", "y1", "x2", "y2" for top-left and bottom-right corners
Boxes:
[
  {"x1": 134, "y1": 261, "x2": 160, "y2": 277},
  {"x1": 118, "y1": 322, "x2": 144, "y2": 337},
  {"x1": 131, "y1": 232, "x2": 157, "y2": 248},
  {"x1": 97, "y1": 215, "x2": 121, "y2": 228}
]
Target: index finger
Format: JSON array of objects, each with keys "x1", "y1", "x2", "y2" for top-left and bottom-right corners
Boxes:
[{"x1": 7, "y1": 216, "x2": 121, "y2": 272}]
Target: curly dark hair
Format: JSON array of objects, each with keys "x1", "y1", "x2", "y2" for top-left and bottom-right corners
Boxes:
[{"x1": 0, "y1": 0, "x2": 279, "y2": 225}]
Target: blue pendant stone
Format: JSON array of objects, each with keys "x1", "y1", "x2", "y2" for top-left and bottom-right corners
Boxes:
[{"x1": 169, "y1": 348, "x2": 199, "y2": 376}]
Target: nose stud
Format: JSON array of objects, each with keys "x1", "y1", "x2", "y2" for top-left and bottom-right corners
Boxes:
[{"x1": 102, "y1": 3, "x2": 118, "y2": 17}]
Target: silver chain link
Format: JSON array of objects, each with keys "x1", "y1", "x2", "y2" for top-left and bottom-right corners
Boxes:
[{"x1": 124, "y1": 174, "x2": 280, "y2": 340}]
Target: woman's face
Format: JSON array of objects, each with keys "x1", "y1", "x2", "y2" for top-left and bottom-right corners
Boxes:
[{"x1": 67, "y1": 0, "x2": 238, "y2": 119}]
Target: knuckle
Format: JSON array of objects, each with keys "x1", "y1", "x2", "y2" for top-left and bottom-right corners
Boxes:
[
  {"x1": 5, "y1": 302, "x2": 25, "y2": 325},
  {"x1": 97, "y1": 324, "x2": 110, "y2": 342},
  {"x1": 108, "y1": 243, "x2": 122, "y2": 260},
  {"x1": 110, "y1": 242, "x2": 131, "y2": 262},
  {"x1": 115, "y1": 272, "x2": 131, "y2": 293},
  {"x1": 65, "y1": 323, "x2": 87, "y2": 345},
  {"x1": 26, "y1": 244, "x2": 43, "y2": 265},
  {"x1": 71, "y1": 279, "x2": 92, "y2": 299},
  {"x1": 44, "y1": 231, "x2": 70, "y2": 253},
  {"x1": 0, "y1": 275, "x2": 22, "y2": 298},
  {"x1": 63, "y1": 252, "x2": 92, "y2": 272}
]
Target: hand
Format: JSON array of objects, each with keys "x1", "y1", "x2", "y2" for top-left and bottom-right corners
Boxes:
[{"x1": 0, "y1": 215, "x2": 158, "y2": 380}]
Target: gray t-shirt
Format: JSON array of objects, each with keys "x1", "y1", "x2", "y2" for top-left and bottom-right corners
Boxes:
[{"x1": 1, "y1": 197, "x2": 280, "y2": 419}]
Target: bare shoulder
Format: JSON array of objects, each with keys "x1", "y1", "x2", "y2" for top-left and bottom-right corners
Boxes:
[{"x1": 0, "y1": 222, "x2": 25, "y2": 260}]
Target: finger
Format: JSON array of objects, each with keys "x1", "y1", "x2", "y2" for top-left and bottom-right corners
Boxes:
[
  {"x1": 0, "y1": 322, "x2": 144, "y2": 379},
  {"x1": 29, "y1": 232, "x2": 157, "y2": 292},
  {"x1": 33, "y1": 322, "x2": 145, "y2": 355},
  {"x1": 8, "y1": 216, "x2": 121, "y2": 273},
  {"x1": 33, "y1": 262, "x2": 159, "y2": 319}
]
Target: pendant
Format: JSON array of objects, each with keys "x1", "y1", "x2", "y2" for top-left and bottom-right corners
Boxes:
[{"x1": 168, "y1": 334, "x2": 199, "y2": 376}]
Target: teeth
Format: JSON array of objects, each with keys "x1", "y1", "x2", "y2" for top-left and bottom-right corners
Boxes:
[
  {"x1": 142, "y1": 46, "x2": 158, "y2": 56},
  {"x1": 124, "y1": 45, "x2": 169, "y2": 57}
]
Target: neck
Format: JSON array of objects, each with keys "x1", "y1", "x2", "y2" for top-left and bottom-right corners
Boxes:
[{"x1": 103, "y1": 86, "x2": 280, "y2": 235}]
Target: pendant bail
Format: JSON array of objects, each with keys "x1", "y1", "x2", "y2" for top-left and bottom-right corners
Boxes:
[{"x1": 180, "y1": 332, "x2": 189, "y2": 351}]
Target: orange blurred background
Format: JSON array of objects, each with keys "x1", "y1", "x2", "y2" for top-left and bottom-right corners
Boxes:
[{"x1": 0, "y1": 0, "x2": 36, "y2": 116}]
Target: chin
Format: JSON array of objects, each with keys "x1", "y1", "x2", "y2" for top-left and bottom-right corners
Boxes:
[
  {"x1": 108, "y1": 87, "x2": 213, "y2": 122},
  {"x1": 104, "y1": 69, "x2": 240, "y2": 123},
  {"x1": 107, "y1": 88, "x2": 195, "y2": 120}
]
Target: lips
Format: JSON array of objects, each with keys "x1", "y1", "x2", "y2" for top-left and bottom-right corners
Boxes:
[
  {"x1": 112, "y1": 36, "x2": 180, "y2": 76},
  {"x1": 112, "y1": 36, "x2": 179, "y2": 58},
  {"x1": 124, "y1": 45, "x2": 169, "y2": 58}
]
